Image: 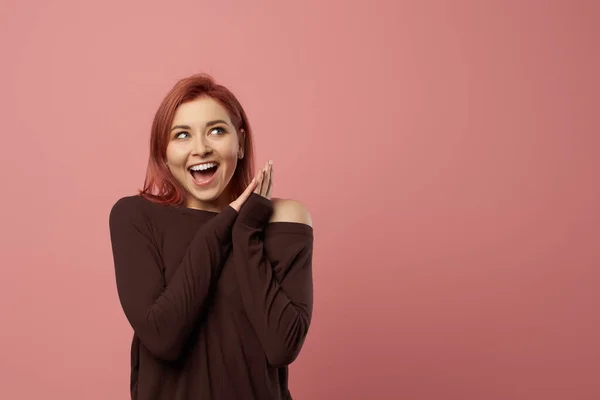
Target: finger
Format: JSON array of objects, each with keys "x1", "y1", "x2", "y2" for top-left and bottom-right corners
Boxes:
[
  {"x1": 266, "y1": 163, "x2": 273, "y2": 199},
  {"x1": 230, "y1": 175, "x2": 257, "y2": 209},
  {"x1": 255, "y1": 161, "x2": 268, "y2": 196},
  {"x1": 262, "y1": 163, "x2": 272, "y2": 197},
  {"x1": 253, "y1": 172, "x2": 260, "y2": 194},
  {"x1": 254, "y1": 169, "x2": 264, "y2": 194},
  {"x1": 242, "y1": 176, "x2": 258, "y2": 197}
]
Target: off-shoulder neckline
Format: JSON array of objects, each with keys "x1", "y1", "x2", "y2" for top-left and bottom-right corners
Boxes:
[{"x1": 135, "y1": 195, "x2": 313, "y2": 233}]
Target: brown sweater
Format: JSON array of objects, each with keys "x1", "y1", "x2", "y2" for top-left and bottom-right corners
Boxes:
[{"x1": 108, "y1": 193, "x2": 313, "y2": 399}]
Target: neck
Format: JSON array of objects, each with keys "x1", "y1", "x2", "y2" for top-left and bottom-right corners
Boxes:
[{"x1": 185, "y1": 190, "x2": 232, "y2": 213}]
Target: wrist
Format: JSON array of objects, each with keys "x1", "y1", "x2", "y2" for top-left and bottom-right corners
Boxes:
[{"x1": 237, "y1": 193, "x2": 273, "y2": 228}]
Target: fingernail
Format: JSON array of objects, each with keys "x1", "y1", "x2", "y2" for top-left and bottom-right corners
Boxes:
[{"x1": 269, "y1": 160, "x2": 273, "y2": 165}]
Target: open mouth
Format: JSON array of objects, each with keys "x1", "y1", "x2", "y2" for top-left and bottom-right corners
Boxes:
[{"x1": 189, "y1": 162, "x2": 219, "y2": 185}]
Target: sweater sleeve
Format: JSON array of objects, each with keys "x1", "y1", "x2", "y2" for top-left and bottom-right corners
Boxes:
[
  {"x1": 232, "y1": 193, "x2": 314, "y2": 367},
  {"x1": 109, "y1": 197, "x2": 238, "y2": 362}
]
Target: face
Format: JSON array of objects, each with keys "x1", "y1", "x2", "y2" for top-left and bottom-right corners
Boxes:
[{"x1": 166, "y1": 96, "x2": 243, "y2": 212}]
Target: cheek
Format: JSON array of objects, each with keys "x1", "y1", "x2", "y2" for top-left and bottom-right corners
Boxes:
[
  {"x1": 165, "y1": 145, "x2": 184, "y2": 166},
  {"x1": 218, "y1": 148, "x2": 240, "y2": 178},
  {"x1": 165, "y1": 145, "x2": 174, "y2": 163},
  {"x1": 217, "y1": 140, "x2": 240, "y2": 163}
]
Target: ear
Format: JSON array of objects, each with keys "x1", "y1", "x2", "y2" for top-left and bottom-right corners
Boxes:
[{"x1": 238, "y1": 128, "x2": 246, "y2": 159}]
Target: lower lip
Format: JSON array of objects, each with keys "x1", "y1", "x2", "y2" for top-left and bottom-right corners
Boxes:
[{"x1": 190, "y1": 168, "x2": 218, "y2": 187}]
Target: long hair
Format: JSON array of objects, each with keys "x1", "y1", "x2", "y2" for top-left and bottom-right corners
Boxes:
[{"x1": 138, "y1": 73, "x2": 255, "y2": 206}]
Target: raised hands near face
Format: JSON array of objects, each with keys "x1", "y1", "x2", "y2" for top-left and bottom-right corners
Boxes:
[
  {"x1": 229, "y1": 160, "x2": 273, "y2": 212},
  {"x1": 254, "y1": 160, "x2": 273, "y2": 200}
]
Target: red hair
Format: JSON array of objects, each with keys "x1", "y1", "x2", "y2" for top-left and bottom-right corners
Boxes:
[{"x1": 138, "y1": 73, "x2": 255, "y2": 206}]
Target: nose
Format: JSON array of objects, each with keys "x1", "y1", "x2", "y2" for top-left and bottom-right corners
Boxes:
[{"x1": 192, "y1": 134, "x2": 212, "y2": 156}]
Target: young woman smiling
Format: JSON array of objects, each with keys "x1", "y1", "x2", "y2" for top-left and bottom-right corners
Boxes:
[{"x1": 109, "y1": 73, "x2": 313, "y2": 400}]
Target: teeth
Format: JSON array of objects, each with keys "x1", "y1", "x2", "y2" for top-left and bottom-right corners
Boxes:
[{"x1": 189, "y1": 162, "x2": 218, "y2": 171}]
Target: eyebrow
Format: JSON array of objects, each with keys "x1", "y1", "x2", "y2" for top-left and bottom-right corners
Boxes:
[{"x1": 170, "y1": 120, "x2": 228, "y2": 132}]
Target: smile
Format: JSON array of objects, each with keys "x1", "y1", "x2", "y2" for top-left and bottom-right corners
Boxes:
[{"x1": 188, "y1": 162, "x2": 219, "y2": 186}]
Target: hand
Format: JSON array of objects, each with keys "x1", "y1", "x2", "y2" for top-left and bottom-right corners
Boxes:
[
  {"x1": 254, "y1": 160, "x2": 273, "y2": 200},
  {"x1": 229, "y1": 173, "x2": 259, "y2": 212}
]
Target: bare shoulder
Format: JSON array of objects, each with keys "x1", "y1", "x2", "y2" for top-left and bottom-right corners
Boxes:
[{"x1": 269, "y1": 197, "x2": 313, "y2": 227}]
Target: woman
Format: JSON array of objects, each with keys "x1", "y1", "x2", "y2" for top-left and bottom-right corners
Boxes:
[{"x1": 108, "y1": 73, "x2": 313, "y2": 400}]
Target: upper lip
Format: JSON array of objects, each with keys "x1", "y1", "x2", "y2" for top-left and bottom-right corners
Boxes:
[{"x1": 188, "y1": 161, "x2": 220, "y2": 169}]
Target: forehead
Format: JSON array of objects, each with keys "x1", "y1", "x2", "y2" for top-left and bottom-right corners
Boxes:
[{"x1": 172, "y1": 97, "x2": 232, "y2": 125}]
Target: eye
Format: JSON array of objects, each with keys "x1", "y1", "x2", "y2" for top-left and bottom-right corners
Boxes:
[
  {"x1": 175, "y1": 131, "x2": 190, "y2": 139},
  {"x1": 209, "y1": 127, "x2": 226, "y2": 135}
]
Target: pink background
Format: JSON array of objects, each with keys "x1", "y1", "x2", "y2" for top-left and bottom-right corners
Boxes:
[{"x1": 1, "y1": 1, "x2": 599, "y2": 399}]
